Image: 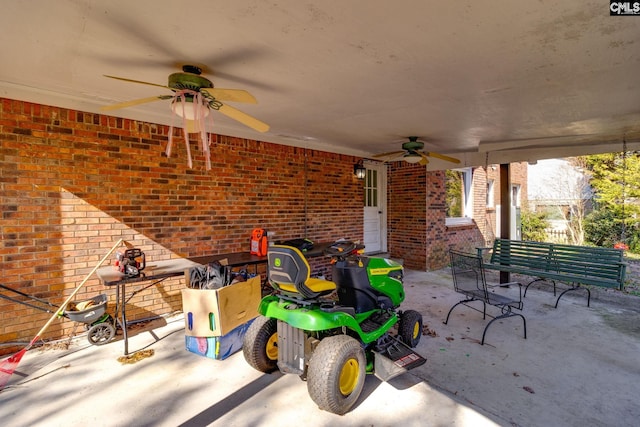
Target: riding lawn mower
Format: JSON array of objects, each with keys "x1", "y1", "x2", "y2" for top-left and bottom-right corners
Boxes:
[{"x1": 243, "y1": 241, "x2": 426, "y2": 415}]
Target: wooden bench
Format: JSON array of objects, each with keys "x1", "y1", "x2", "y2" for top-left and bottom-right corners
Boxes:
[
  {"x1": 445, "y1": 250, "x2": 527, "y2": 345},
  {"x1": 479, "y1": 239, "x2": 627, "y2": 308}
]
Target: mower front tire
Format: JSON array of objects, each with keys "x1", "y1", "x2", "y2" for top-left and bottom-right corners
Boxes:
[
  {"x1": 307, "y1": 334, "x2": 366, "y2": 415},
  {"x1": 399, "y1": 309, "x2": 423, "y2": 348},
  {"x1": 243, "y1": 315, "x2": 279, "y2": 373}
]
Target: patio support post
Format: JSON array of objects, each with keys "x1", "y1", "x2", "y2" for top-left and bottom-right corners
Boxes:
[{"x1": 500, "y1": 163, "x2": 511, "y2": 284}]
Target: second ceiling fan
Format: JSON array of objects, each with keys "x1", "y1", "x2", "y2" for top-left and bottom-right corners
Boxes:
[{"x1": 372, "y1": 137, "x2": 460, "y2": 166}]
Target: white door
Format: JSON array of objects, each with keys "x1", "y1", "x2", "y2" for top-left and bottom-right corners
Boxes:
[{"x1": 363, "y1": 162, "x2": 387, "y2": 254}]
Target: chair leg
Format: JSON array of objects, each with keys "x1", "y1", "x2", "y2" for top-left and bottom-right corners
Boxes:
[
  {"x1": 480, "y1": 312, "x2": 527, "y2": 345},
  {"x1": 524, "y1": 278, "x2": 549, "y2": 298},
  {"x1": 555, "y1": 286, "x2": 590, "y2": 308},
  {"x1": 444, "y1": 299, "x2": 474, "y2": 325}
]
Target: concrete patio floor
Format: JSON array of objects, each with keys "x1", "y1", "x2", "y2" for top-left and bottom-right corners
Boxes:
[{"x1": 1, "y1": 268, "x2": 639, "y2": 427}]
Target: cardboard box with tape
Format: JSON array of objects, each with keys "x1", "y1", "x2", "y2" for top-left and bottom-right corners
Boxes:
[{"x1": 181, "y1": 276, "x2": 261, "y2": 337}]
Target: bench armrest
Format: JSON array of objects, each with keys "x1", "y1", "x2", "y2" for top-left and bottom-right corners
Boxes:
[{"x1": 476, "y1": 246, "x2": 493, "y2": 259}]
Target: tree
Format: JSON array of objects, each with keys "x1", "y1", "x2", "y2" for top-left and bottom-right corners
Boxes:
[
  {"x1": 562, "y1": 157, "x2": 592, "y2": 245},
  {"x1": 584, "y1": 208, "x2": 621, "y2": 248},
  {"x1": 584, "y1": 151, "x2": 640, "y2": 252},
  {"x1": 528, "y1": 158, "x2": 591, "y2": 245}
]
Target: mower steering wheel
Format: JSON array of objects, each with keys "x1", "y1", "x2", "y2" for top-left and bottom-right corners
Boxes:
[{"x1": 324, "y1": 241, "x2": 361, "y2": 260}]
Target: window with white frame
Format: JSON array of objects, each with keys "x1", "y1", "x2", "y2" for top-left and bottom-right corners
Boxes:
[
  {"x1": 486, "y1": 179, "x2": 495, "y2": 208},
  {"x1": 511, "y1": 184, "x2": 521, "y2": 207},
  {"x1": 364, "y1": 168, "x2": 378, "y2": 207},
  {"x1": 445, "y1": 168, "x2": 473, "y2": 226}
]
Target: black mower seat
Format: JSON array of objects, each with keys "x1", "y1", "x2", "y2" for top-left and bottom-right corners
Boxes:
[{"x1": 267, "y1": 245, "x2": 336, "y2": 298}]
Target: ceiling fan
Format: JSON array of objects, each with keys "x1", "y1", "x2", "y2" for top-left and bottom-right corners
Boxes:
[
  {"x1": 372, "y1": 136, "x2": 460, "y2": 166},
  {"x1": 102, "y1": 64, "x2": 269, "y2": 133},
  {"x1": 101, "y1": 64, "x2": 269, "y2": 170}
]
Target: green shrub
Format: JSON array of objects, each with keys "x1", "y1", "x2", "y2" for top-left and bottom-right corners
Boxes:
[
  {"x1": 584, "y1": 209, "x2": 640, "y2": 253},
  {"x1": 521, "y1": 209, "x2": 549, "y2": 242}
]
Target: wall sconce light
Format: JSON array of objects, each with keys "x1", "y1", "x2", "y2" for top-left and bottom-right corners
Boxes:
[{"x1": 354, "y1": 161, "x2": 366, "y2": 179}]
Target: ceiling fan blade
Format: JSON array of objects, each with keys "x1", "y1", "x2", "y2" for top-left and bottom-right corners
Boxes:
[
  {"x1": 372, "y1": 150, "x2": 405, "y2": 159},
  {"x1": 418, "y1": 153, "x2": 429, "y2": 166},
  {"x1": 217, "y1": 104, "x2": 269, "y2": 133},
  {"x1": 423, "y1": 151, "x2": 461, "y2": 164},
  {"x1": 200, "y1": 88, "x2": 257, "y2": 104},
  {"x1": 104, "y1": 75, "x2": 171, "y2": 90},
  {"x1": 101, "y1": 95, "x2": 171, "y2": 111}
]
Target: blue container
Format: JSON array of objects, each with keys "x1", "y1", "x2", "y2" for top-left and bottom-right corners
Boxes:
[{"x1": 185, "y1": 319, "x2": 254, "y2": 360}]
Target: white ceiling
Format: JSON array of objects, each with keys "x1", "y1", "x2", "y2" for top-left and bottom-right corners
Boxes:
[{"x1": 2, "y1": 1, "x2": 640, "y2": 170}]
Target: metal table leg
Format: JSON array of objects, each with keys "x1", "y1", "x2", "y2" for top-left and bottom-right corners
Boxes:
[
  {"x1": 120, "y1": 283, "x2": 128, "y2": 355},
  {"x1": 113, "y1": 283, "x2": 129, "y2": 355},
  {"x1": 116, "y1": 278, "x2": 168, "y2": 355}
]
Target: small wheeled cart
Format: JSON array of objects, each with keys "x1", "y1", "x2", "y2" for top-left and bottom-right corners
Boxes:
[{"x1": 0, "y1": 285, "x2": 116, "y2": 346}]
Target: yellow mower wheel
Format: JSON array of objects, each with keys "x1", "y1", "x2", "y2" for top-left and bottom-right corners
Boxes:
[{"x1": 307, "y1": 334, "x2": 366, "y2": 415}]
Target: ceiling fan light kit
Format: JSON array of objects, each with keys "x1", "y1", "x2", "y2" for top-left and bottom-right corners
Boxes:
[
  {"x1": 402, "y1": 153, "x2": 423, "y2": 164},
  {"x1": 171, "y1": 95, "x2": 211, "y2": 120}
]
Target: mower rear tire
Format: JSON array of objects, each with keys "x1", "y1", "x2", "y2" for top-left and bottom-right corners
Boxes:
[
  {"x1": 307, "y1": 334, "x2": 366, "y2": 415},
  {"x1": 243, "y1": 316, "x2": 279, "y2": 373},
  {"x1": 399, "y1": 309, "x2": 423, "y2": 348}
]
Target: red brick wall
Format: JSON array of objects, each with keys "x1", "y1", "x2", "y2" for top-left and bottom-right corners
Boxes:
[
  {"x1": 446, "y1": 164, "x2": 528, "y2": 254},
  {"x1": 426, "y1": 170, "x2": 449, "y2": 269},
  {"x1": 388, "y1": 163, "x2": 527, "y2": 270},
  {"x1": 0, "y1": 97, "x2": 528, "y2": 352},
  {"x1": 387, "y1": 162, "x2": 427, "y2": 269},
  {"x1": 446, "y1": 223, "x2": 486, "y2": 253},
  {"x1": 486, "y1": 162, "x2": 528, "y2": 210},
  {"x1": 386, "y1": 163, "x2": 449, "y2": 270},
  {"x1": 0, "y1": 98, "x2": 362, "y2": 352},
  {"x1": 446, "y1": 167, "x2": 490, "y2": 254}
]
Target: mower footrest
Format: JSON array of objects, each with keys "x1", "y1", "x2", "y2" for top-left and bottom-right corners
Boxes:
[
  {"x1": 360, "y1": 311, "x2": 393, "y2": 333},
  {"x1": 373, "y1": 338, "x2": 426, "y2": 382}
]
